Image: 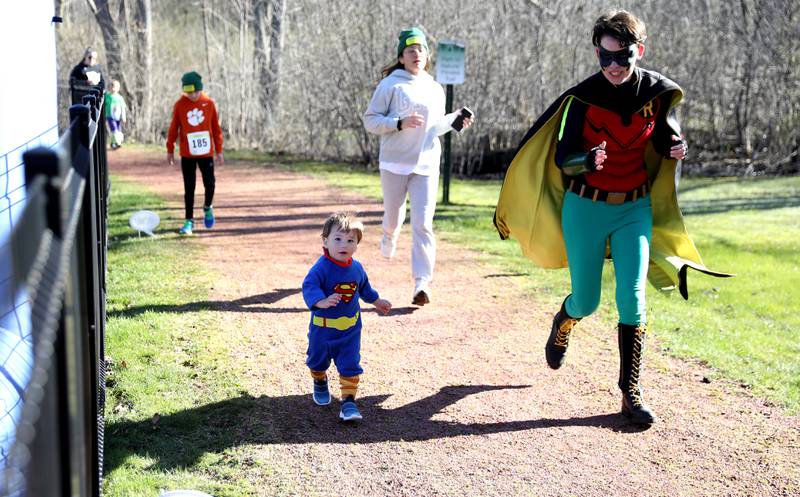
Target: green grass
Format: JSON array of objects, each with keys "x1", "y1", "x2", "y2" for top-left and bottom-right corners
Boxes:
[
  {"x1": 103, "y1": 177, "x2": 262, "y2": 496},
  {"x1": 108, "y1": 148, "x2": 800, "y2": 418},
  {"x1": 101, "y1": 150, "x2": 799, "y2": 497},
  {"x1": 236, "y1": 153, "x2": 800, "y2": 413},
  {"x1": 651, "y1": 178, "x2": 800, "y2": 408}
]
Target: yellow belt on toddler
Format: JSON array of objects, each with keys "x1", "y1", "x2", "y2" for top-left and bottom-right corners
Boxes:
[{"x1": 312, "y1": 311, "x2": 359, "y2": 331}]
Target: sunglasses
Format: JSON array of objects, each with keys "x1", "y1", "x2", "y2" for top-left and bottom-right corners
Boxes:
[{"x1": 598, "y1": 45, "x2": 637, "y2": 68}]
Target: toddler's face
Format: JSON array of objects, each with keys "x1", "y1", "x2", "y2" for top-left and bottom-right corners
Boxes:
[{"x1": 323, "y1": 227, "x2": 358, "y2": 263}]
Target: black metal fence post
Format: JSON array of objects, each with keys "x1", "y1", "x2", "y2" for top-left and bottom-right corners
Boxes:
[
  {"x1": 442, "y1": 84, "x2": 454, "y2": 205},
  {"x1": 70, "y1": 100, "x2": 107, "y2": 497},
  {"x1": 2, "y1": 83, "x2": 108, "y2": 497}
]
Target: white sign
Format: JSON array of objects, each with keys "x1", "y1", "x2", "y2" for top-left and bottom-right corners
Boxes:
[{"x1": 436, "y1": 40, "x2": 465, "y2": 85}]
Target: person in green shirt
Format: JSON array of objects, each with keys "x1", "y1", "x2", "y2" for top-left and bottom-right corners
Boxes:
[{"x1": 105, "y1": 79, "x2": 127, "y2": 149}]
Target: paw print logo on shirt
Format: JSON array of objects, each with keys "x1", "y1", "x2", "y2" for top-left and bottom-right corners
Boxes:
[{"x1": 187, "y1": 108, "x2": 205, "y2": 126}]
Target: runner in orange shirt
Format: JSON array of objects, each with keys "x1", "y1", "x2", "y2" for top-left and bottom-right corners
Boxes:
[{"x1": 166, "y1": 71, "x2": 224, "y2": 235}]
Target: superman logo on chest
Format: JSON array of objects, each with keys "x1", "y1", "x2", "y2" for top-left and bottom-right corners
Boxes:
[
  {"x1": 583, "y1": 98, "x2": 660, "y2": 151},
  {"x1": 333, "y1": 282, "x2": 357, "y2": 303}
]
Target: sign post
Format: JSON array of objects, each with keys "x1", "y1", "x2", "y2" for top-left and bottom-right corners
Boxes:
[{"x1": 436, "y1": 40, "x2": 465, "y2": 205}]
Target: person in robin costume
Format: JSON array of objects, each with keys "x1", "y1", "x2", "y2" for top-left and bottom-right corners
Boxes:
[{"x1": 494, "y1": 10, "x2": 730, "y2": 425}]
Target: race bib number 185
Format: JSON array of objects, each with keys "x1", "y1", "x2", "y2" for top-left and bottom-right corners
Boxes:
[{"x1": 187, "y1": 131, "x2": 211, "y2": 156}]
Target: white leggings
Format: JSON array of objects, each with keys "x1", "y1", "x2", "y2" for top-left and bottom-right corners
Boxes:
[{"x1": 380, "y1": 169, "x2": 438, "y2": 284}]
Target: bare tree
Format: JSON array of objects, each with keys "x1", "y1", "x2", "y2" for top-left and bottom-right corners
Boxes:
[
  {"x1": 264, "y1": 0, "x2": 287, "y2": 138},
  {"x1": 253, "y1": 0, "x2": 271, "y2": 93},
  {"x1": 202, "y1": 0, "x2": 214, "y2": 77},
  {"x1": 231, "y1": 0, "x2": 252, "y2": 141},
  {"x1": 85, "y1": 0, "x2": 127, "y2": 91},
  {"x1": 57, "y1": 0, "x2": 800, "y2": 175},
  {"x1": 132, "y1": 0, "x2": 153, "y2": 139}
]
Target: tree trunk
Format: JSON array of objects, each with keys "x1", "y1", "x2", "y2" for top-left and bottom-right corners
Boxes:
[
  {"x1": 253, "y1": 0, "x2": 271, "y2": 93},
  {"x1": 263, "y1": 0, "x2": 287, "y2": 137},
  {"x1": 133, "y1": 0, "x2": 153, "y2": 140},
  {"x1": 202, "y1": 0, "x2": 213, "y2": 77},
  {"x1": 86, "y1": 0, "x2": 127, "y2": 92},
  {"x1": 733, "y1": 0, "x2": 758, "y2": 158},
  {"x1": 238, "y1": 0, "x2": 249, "y2": 142}
]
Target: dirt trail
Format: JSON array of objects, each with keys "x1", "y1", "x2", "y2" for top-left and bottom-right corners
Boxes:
[{"x1": 111, "y1": 148, "x2": 799, "y2": 497}]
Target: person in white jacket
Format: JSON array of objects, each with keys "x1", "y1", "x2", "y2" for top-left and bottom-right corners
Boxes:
[{"x1": 363, "y1": 27, "x2": 474, "y2": 306}]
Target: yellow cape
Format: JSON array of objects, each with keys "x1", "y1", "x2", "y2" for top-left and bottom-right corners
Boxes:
[{"x1": 494, "y1": 90, "x2": 731, "y2": 299}]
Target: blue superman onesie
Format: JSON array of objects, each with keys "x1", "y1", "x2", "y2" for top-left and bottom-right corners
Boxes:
[{"x1": 302, "y1": 250, "x2": 380, "y2": 377}]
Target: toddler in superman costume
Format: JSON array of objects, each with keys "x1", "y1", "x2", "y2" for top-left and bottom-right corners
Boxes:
[{"x1": 302, "y1": 212, "x2": 392, "y2": 422}]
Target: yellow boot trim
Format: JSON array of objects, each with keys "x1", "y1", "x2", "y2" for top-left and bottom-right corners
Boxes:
[
  {"x1": 310, "y1": 370, "x2": 327, "y2": 381},
  {"x1": 340, "y1": 375, "x2": 360, "y2": 399},
  {"x1": 554, "y1": 317, "x2": 579, "y2": 347},
  {"x1": 627, "y1": 324, "x2": 648, "y2": 407}
]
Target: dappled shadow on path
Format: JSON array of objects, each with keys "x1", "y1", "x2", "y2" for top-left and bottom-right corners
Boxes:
[
  {"x1": 680, "y1": 195, "x2": 800, "y2": 214},
  {"x1": 198, "y1": 218, "x2": 382, "y2": 238},
  {"x1": 180, "y1": 209, "x2": 383, "y2": 238},
  {"x1": 109, "y1": 226, "x2": 179, "y2": 244},
  {"x1": 218, "y1": 209, "x2": 383, "y2": 224},
  {"x1": 432, "y1": 194, "x2": 800, "y2": 220},
  {"x1": 108, "y1": 289, "x2": 419, "y2": 319},
  {"x1": 108, "y1": 288, "x2": 304, "y2": 319},
  {"x1": 484, "y1": 272, "x2": 529, "y2": 278},
  {"x1": 105, "y1": 385, "x2": 643, "y2": 473}
]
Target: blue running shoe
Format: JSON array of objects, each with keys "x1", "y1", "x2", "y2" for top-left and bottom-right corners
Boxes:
[
  {"x1": 339, "y1": 398, "x2": 362, "y2": 422},
  {"x1": 312, "y1": 379, "x2": 331, "y2": 406},
  {"x1": 203, "y1": 206, "x2": 215, "y2": 229},
  {"x1": 179, "y1": 220, "x2": 193, "y2": 235}
]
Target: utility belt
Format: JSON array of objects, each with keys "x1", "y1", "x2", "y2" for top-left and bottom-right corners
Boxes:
[
  {"x1": 312, "y1": 311, "x2": 359, "y2": 331},
  {"x1": 566, "y1": 179, "x2": 649, "y2": 205}
]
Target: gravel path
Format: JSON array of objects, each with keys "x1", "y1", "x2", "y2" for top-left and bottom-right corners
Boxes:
[{"x1": 111, "y1": 148, "x2": 799, "y2": 497}]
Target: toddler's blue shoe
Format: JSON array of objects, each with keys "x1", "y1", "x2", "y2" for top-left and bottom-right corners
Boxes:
[
  {"x1": 312, "y1": 380, "x2": 331, "y2": 406},
  {"x1": 339, "y1": 398, "x2": 362, "y2": 422},
  {"x1": 203, "y1": 206, "x2": 215, "y2": 229},
  {"x1": 179, "y1": 220, "x2": 193, "y2": 235}
]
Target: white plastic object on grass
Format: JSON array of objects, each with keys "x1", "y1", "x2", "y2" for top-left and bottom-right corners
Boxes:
[
  {"x1": 129, "y1": 210, "x2": 160, "y2": 236},
  {"x1": 160, "y1": 491, "x2": 214, "y2": 497}
]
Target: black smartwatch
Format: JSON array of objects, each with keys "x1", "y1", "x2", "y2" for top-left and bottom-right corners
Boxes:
[{"x1": 397, "y1": 119, "x2": 402, "y2": 131}]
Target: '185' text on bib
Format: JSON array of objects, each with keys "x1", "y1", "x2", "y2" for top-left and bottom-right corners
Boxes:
[{"x1": 187, "y1": 131, "x2": 211, "y2": 156}]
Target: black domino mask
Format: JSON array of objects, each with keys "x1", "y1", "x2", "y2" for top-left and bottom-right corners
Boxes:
[{"x1": 598, "y1": 45, "x2": 637, "y2": 68}]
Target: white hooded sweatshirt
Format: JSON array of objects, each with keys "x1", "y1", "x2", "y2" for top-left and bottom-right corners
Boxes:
[{"x1": 363, "y1": 69, "x2": 456, "y2": 176}]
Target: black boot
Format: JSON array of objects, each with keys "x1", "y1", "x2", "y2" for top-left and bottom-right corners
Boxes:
[
  {"x1": 618, "y1": 323, "x2": 657, "y2": 425},
  {"x1": 545, "y1": 296, "x2": 581, "y2": 369}
]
